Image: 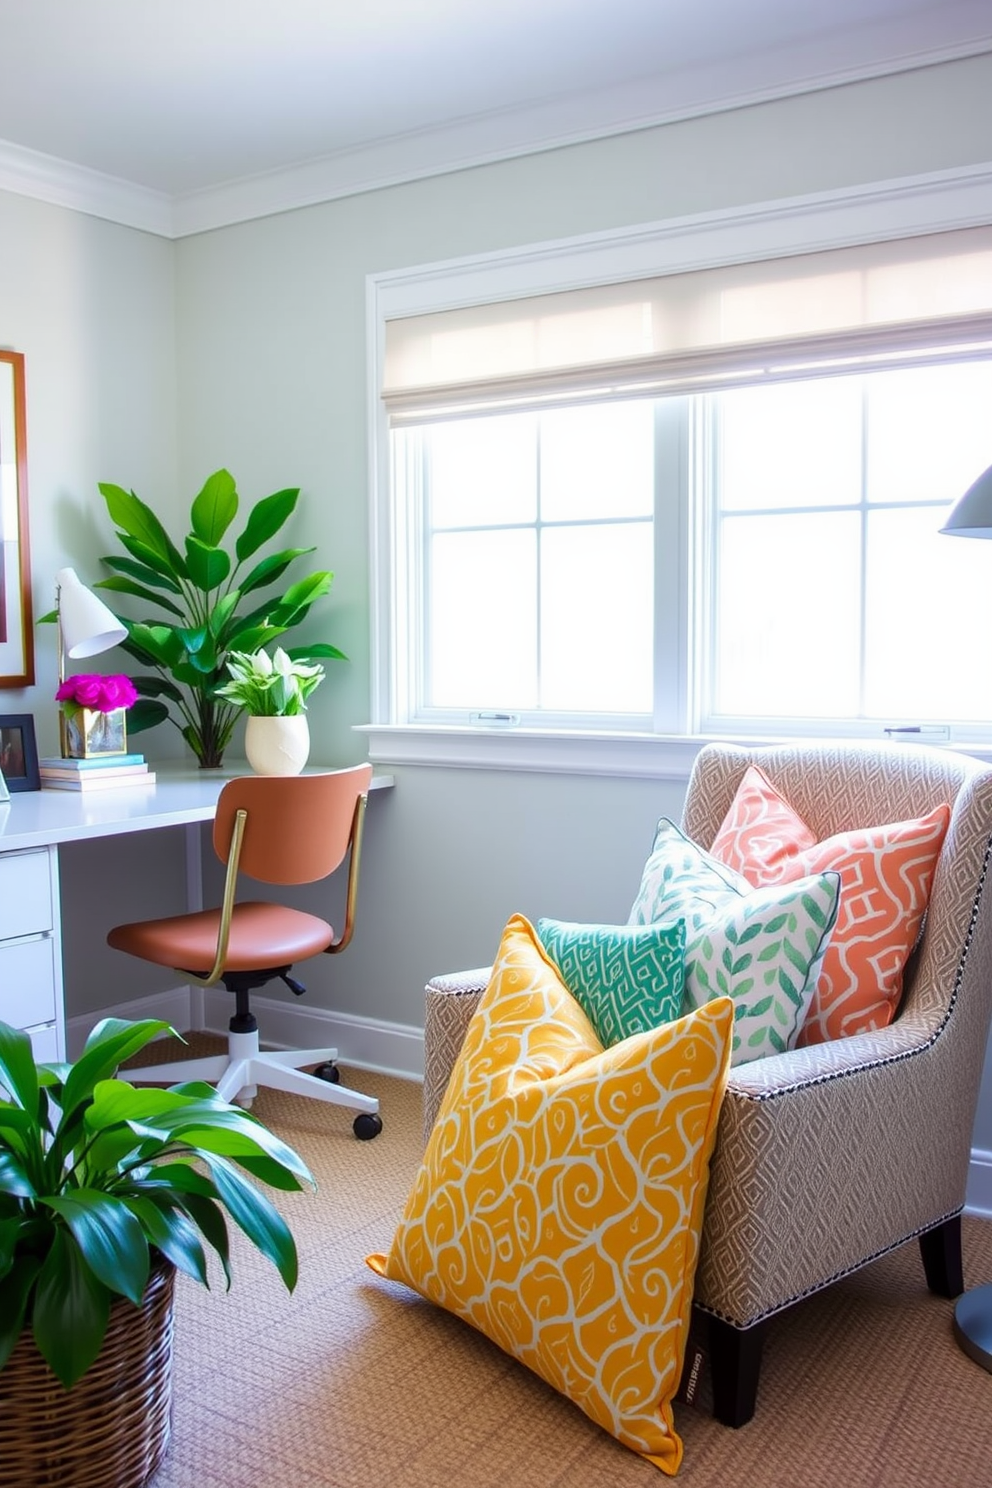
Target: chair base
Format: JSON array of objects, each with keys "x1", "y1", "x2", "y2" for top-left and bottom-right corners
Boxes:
[{"x1": 125, "y1": 1028, "x2": 379, "y2": 1117}]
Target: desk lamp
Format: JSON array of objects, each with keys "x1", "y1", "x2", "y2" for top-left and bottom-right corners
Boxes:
[
  {"x1": 939, "y1": 459, "x2": 992, "y2": 1370},
  {"x1": 55, "y1": 567, "x2": 128, "y2": 756},
  {"x1": 56, "y1": 567, "x2": 127, "y2": 675}
]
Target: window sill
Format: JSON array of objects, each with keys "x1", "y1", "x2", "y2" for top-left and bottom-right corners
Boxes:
[{"x1": 355, "y1": 723, "x2": 992, "y2": 781}]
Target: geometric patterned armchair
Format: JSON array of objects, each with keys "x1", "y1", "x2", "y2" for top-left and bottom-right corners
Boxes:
[{"x1": 421, "y1": 740, "x2": 992, "y2": 1426}]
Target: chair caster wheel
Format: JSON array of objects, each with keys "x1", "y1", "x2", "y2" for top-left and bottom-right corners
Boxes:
[
  {"x1": 313, "y1": 1062, "x2": 341, "y2": 1084},
  {"x1": 353, "y1": 1112, "x2": 383, "y2": 1141}
]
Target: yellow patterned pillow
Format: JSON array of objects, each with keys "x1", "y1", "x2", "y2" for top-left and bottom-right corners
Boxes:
[{"x1": 367, "y1": 914, "x2": 733, "y2": 1475}]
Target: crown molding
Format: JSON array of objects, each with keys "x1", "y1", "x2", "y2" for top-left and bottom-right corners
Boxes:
[
  {"x1": 0, "y1": 23, "x2": 990, "y2": 240},
  {"x1": 0, "y1": 139, "x2": 172, "y2": 236}
]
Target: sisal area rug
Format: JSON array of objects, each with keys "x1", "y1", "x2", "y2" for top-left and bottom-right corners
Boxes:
[{"x1": 140, "y1": 1037, "x2": 992, "y2": 1487}]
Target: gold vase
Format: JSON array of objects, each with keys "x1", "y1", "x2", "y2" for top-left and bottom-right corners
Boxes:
[{"x1": 60, "y1": 706, "x2": 129, "y2": 759}]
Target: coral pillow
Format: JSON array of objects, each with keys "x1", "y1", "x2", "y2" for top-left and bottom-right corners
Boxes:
[
  {"x1": 368, "y1": 914, "x2": 733, "y2": 1475},
  {"x1": 710, "y1": 765, "x2": 950, "y2": 1044}
]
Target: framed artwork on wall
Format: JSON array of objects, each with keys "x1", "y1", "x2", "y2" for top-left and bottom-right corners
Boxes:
[
  {"x1": 0, "y1": 350, "x2": 34, "y2": 688},
  {"x1": 0, "y1": 714, "x2": 39, "y2": 791}
]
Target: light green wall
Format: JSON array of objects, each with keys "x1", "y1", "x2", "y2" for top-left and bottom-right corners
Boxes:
[
  {"x1": 3, "y1": 53, "x2": 992, "y2": 1050},
  {"x1": 0, "y1": 190, "x2": 178, "y2": 755},
  {"x1": 173, "y1": 53, "x2": 992, "y2": 1034},
  {"x1": 0, "y1": 190, "x2": 183, "y2": 1015}
]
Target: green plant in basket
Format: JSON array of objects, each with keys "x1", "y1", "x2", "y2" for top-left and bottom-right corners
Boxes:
[
  {"x1": 0, "y1": 1017, "x2": 314, "y2": 1389},
  {"x1": 91, "y1": 468, "x2": 345, "y2": 767}
]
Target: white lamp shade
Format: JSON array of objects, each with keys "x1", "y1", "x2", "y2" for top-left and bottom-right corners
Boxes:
[
  {"x1": 940, "y1": 463, "x2": 992, "y2": 539},
  {"x1": 56, "y1": 567, "x2": 128, "y2": 658}
]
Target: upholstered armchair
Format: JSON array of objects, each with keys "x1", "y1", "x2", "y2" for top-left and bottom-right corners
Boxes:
[{"x1": 421, "y1": 741, "x2": 992, "y2": 1426}]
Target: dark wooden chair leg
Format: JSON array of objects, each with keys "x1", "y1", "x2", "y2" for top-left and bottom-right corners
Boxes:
[
  {"x1": 919, "y1": 1214, "x2": 964, "y2": 1298},
  {"x1": 704, "y1": 1310, "x2": 766, "y2": 1428}
]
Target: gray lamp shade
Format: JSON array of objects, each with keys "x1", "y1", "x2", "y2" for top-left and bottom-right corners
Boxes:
[
  {"x1": 56, "y1": 567, "x2": 128, "y2": 658},
  {"x1": 940, "y1": 463, "x2": 992, "y2": 539}
]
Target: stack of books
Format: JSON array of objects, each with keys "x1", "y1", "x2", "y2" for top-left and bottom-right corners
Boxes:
[{"x1": 39, "y1": 754, "x2": 156, "y2": 791}]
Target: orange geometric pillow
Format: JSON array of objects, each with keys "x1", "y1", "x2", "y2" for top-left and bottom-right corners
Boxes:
[{"x1": 710, "y1": 765, "x2": 950, "y2": 1044}]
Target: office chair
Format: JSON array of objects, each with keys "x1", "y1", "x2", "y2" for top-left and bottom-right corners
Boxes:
[{"x1": 108, "y1": 764, "x2": 383, "y2": 1139}]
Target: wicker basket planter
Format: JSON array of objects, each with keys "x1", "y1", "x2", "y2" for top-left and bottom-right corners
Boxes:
[{"x1": 0, "y1": 1256, "x2": 176, "y2": 1488}]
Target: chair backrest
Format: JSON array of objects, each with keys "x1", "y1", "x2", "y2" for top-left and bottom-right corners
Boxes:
[
  {"x1": 681, "y1": 739, "x2": 992, "y2": 1035},
  {"x1": 212, "y1": 765, "x2": 374, "y2": 886}
]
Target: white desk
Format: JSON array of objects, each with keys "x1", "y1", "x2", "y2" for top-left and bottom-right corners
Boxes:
[{"x1": 0, "y1": 765, "x2": 390, "y2": 1061}]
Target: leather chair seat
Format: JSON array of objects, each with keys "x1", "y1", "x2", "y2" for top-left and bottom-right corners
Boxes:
[{"x1": 109, "y1": 903, "x2": 334, "y2": 974}]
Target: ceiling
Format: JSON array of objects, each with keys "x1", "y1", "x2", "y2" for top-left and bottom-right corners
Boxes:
[{"x1": 0, "y1": 0, "x2": 989, "y2": 235}]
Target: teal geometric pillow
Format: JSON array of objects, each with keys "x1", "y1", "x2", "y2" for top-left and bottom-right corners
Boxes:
[
  {"x1": 536, "y1": 917, "x2": 686, "y2": 1047},
  {"x1": 628, "y1": 819, "x2": 840, "y2": 1064}
]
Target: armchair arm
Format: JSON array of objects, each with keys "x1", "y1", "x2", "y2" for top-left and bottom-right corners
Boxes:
[
  {"x1": 423, "y1": 968, "x2": 491, "y2": 1144},
  {"x1": 421, "y1": 970, "x2": 940, "y2": 1147}
]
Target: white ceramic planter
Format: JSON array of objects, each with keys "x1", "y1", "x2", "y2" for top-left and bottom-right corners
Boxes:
[{"x1": 244, "y1": 714, "x2": 311, "y2": 776}]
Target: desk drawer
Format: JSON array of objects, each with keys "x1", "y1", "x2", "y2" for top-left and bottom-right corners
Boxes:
[
  {"x1": 0, "y1": 851, "x2": 54, "y2": 940},
  {"x1": 28, "y1": 1023, "x2": 60, "y2": 1062},
  {"x1": 0, "y1": 936, "x2": 57, "y2": 1030}
]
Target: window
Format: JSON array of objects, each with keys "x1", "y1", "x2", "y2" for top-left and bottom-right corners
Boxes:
[
  {"x1": 392, "y1": 355, "x2": 992, "y2": 741},
  {"x1": 367, "y1": 174, "x2": 992, "y2": 769},
  {"x1": 409, "y1": 401, "x2": 654, "y2": 723},
  {"x1": 704, "y1": 361, "x2": 992, "y2": 733}
]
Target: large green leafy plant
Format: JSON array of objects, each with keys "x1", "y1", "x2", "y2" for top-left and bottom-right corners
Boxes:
[
  {"x1": 94, "y1": 469, "x2": 344, "y2": 767},
  {"x1": 0, "y1": 1017, "x2": 314, "y2": 1390}
]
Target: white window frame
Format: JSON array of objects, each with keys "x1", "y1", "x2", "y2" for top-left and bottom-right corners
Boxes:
[{"x1": 363, "y1": 162, "x2": 992, "y2": 778}]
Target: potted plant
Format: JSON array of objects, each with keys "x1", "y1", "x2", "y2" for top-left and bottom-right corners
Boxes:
[
  {"x1": 89, "y1": 469, "x2": 344, "y2": 768},
  {"x1": 0, "y1": 1016, "x2": 314, "y2": 1488},
  {"x1": 216, "y1": 645, "x2": 325, "y2": 775}
]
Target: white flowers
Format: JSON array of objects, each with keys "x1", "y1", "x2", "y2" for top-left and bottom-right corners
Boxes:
[{"x1": 217, "y1": 647, "x2": 325, "y2": 716}]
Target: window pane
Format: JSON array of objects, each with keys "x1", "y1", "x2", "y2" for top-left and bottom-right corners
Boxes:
[
  {"x1": 428, "y1": 530, "x2": 537, "y2": 708},
  {"x1": 864, "y1": 506, "x2": 992, "y2": 721},
  {"x1": 866, "y1": 362, "x2": 992, "y2": 506},
  {"x1": 540, "y1": 523, "x2": 653, "y2": 712},
  {"x1": 712, "y1": 511, "x2": 862, "y2": 717},
  {"x1": 429, "y1": 414, "x2": 537, "y2": 528},
  {"x1": 717, "y1": 378, "x2": 863, "y2": 510},
  {"x1": 540, "y1": 401, "x2": 653, "y2": 522}
]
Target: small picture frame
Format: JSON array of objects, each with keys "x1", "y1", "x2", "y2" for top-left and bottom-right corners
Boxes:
[{"x1": 0, "y1": 714, "x2": 40, "y2": 792}]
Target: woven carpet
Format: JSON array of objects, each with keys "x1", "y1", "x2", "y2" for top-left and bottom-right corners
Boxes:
[{"x1": 139, "y1": 1034, "x2": 992, "y2": 1488}]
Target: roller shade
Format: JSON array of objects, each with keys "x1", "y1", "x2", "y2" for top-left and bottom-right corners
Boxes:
[{"x1": 383, "y1": 225, "x2": 992, "y2": 420}]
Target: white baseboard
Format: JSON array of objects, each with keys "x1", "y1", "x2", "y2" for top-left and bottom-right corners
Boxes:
[
  {"x1": 67, "y1": 985, "x2": 425, "y2": 1082},
  {"x1": 66, "y1": 987, "x2": 195, "y2": 1060},
  {"x1": 965, "y1": 1149, "x2": 992, "y2": 1220}
]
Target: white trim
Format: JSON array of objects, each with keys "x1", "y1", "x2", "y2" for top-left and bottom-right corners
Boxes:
[
  {"x1": 65, "y1": 985, "x2": 194, "y2": 1061},
  {"x1": 0, "y1": 139, "x2": 173, "y2": 237},
  {"x1": 69, "y1": 985, "x2": 425, "y2": 1081},
  {"x1": 965, "y1": 1148, "x2": 992, "y2": 1219},
  {"x1": 359, "y1": 723, "x2": 706, "y2": 780},
  {"x1": 168, "y1": 34, "x2": 992, "y2": 237},
  {"x1": 0, "y1": 31, "x2": 990, "y2": 237},
  {"x1": 199, "y1": 989, "x2": 424, "y2": 1082},
  {"x1": 370, "y1": 163, "x2": 992, "y2": 320},
  {"x1": 357, "y1": 724, "x2": 992, "y2": 780}
]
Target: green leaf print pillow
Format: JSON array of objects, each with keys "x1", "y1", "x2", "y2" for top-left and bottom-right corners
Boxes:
[{"x1": 628, "y1": 819, "x2": 840, "y2": 1065}]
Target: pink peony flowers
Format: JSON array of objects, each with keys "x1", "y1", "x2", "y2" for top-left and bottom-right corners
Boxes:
[{"x1": 56, "y1": 673, "x2": 138, "y2": 713}]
